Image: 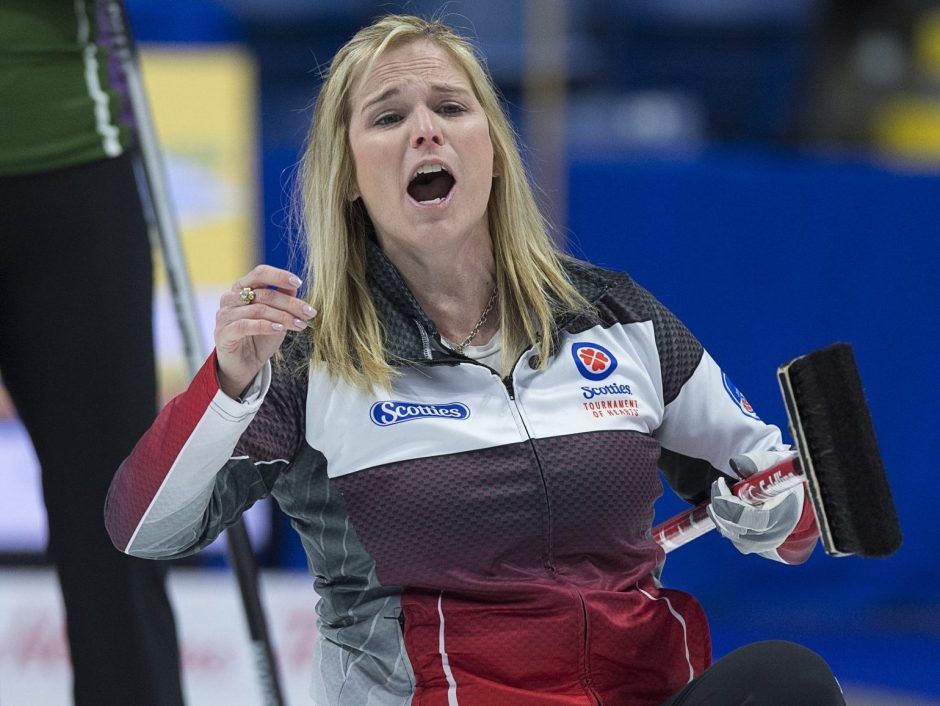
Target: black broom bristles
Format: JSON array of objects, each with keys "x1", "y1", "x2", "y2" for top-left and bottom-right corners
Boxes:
[{"x1": 778, "y1": 343, "x2": 901, "y2": 557}]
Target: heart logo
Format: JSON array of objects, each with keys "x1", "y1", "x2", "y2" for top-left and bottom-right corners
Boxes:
[
  {"x1": 571, "y1": 342, "x2": 618, "y2": 381},
  {"x1": 579, "y1": 348, "x2": 610, "y2": 372}
]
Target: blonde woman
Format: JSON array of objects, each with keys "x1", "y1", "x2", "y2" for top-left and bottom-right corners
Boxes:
[{"x1": 106, "y1": 15, "x2": 843, "y2": 706}]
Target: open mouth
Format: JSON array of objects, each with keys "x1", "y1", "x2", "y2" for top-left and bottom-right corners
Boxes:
[{"x1": 407, "y1": 164, "x2": 456, "y2": 205}]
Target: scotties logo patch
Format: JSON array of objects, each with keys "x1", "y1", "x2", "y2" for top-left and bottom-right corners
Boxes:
[
  {"x1": 571, "y1": 342, "x2": 618, "y2": 381},
  {"x1": 370, "y1": 401, "x2": 470, "y2": 426}
]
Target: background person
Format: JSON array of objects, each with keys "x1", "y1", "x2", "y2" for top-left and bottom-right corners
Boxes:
[
  {"x1": 0, "y1": 3, "x2": 184, "y2": 704},
  {"x1": 106, "y1": 15, "x2": 841, "y2": 705}
]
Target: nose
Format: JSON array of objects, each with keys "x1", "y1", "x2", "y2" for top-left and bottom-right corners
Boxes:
[{"x1": 410, "y1": 105, "x2": 443, "y2": 148}]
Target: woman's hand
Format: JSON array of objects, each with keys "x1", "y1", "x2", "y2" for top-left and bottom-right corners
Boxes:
[{"x1": 214, "y1": 265, "x2": 316, "y2": 399}]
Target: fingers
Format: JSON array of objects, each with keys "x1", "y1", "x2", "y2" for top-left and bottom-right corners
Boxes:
[
  {"x1": 218, "y1": 300, "x2": 314, "y2": 334},
  {"x1": 215, "y1": 267, "x2": 317, "y2": 347},
  {"x1": 220, "y1": 287, "x2": 316, "y2": 325},
  {"x1": 730, "y1": 449, "x2": 798, "y2": 478},
  {"x1": 233, "y1": 265, "x2": 303, "y2": 296},
  {"x1": 219, "y1": 266, "x2": 315, "y2": 324},
  {"x1": 713, "y1": 477, "x2": 732, "y2": 497}
]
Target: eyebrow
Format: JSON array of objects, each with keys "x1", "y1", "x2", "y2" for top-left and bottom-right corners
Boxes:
[{"x1": 360, "y1": 83, "x2": 469, "y2": 114}]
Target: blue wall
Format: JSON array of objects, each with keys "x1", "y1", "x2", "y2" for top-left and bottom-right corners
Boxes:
[{"x1": 569, "y1": 149, "x2": 940, "y2": 690}]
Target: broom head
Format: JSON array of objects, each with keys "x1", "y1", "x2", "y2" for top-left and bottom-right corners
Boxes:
[{"x1": 778, "y1": 343, "x2": 901, "y2": 557}]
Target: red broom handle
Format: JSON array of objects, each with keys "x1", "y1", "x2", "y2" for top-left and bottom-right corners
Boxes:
[{"x1": 653, "y1": 456, "x2": 803, "y2": 553}]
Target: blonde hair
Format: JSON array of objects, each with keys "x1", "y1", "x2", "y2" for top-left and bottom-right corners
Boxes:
[{"x1": 295, "y1": 14, "x2": 590, "y2": 389}]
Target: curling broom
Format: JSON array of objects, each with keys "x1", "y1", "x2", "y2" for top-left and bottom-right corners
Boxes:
[{"x1": 653, "y1": 343, "x2": 902, "y2": 557}]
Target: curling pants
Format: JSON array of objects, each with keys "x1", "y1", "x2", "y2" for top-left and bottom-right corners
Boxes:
[
  {"x1": 0, "y1": 152, "x2": 184, "y2": 705},
  {"x1": 660, "y1": 640, "x2": 845, "y2": 705}
]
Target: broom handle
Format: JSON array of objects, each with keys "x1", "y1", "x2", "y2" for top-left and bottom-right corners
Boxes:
[
  {"x1": 114, "y1": 4, "x2": 285, "y2": 704},
  {"x1": 653, "y1": 456, "x2": 804, "y2": 553}
]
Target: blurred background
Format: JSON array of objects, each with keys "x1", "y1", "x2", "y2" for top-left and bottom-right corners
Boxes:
[{"x1": 1, "y1": 0, "x2": 938, "y2": 703}]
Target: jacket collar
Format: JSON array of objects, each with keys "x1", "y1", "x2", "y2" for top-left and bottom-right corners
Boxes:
[{"x1": 364, "y1": 236, "x2": 609, "y2": 365}]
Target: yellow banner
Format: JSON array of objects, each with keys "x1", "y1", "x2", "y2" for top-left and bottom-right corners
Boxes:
[{"x1": 139, "y1": 44, "x2": 259, "y2": 399}]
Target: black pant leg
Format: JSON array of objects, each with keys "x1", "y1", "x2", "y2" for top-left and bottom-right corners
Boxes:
[
  {"x1": 0, "y1": 153, "x2": 184, "y2": 706},
  {"x1": 660, "y1": 640, "x2": 845, "y2": 706}
]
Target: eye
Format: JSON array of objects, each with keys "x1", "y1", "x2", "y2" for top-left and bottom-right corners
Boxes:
[
  {"x1": 374, "y1": 112, "x2": 402, "y2": 127},
  {"x1": 438, "y1": 102, "x2": 466, "y2": 116}
]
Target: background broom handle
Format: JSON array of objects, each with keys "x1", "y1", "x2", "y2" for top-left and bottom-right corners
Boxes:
[{"x1": 114, "y1": 3, "x2": 285, "y2": 703}]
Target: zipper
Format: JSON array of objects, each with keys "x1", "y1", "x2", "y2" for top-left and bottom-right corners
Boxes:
[
  {"x1": 576, "y1": 590, "x2": 602, "y2": 704},
  {"x1": 413, "y1": 320, "x2": 433, "y2": 360},
  {"x1": 432, "y1": 345, "x2": 557, "y2": 575},
  {"x1": 497, "y1": 366, "x2": 556, "y2": 575}
]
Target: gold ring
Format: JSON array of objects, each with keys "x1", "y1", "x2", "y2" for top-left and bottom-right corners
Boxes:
[{"x1": 239, "y1": 286, "x2": 255, "y2": 305}]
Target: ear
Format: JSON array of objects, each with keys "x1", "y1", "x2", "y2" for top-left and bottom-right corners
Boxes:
[{"x1": 347, "y1": 182, "x2": 360, "y2": 202}]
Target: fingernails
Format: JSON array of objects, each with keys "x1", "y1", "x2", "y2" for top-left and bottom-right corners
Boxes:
[
  {"x1": 293, "y1": 318, "x2": 306, "y2": 329},
  {"x1": 289, "y1": 275, "x2": 302, "y2": 287},
  {"x1": 302, "y1": 304, "x2": 317, "y2": 317},
  {"x1": 272, "y1": 323, "x2": 285, "y2": 331}
]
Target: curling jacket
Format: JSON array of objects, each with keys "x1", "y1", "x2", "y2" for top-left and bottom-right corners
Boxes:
[{"x1": 105, "y1": 240, "x2": 818, "y2": 706}]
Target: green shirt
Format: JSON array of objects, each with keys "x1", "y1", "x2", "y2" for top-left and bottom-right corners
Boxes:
[{"x1": 0, "y1": 0, "x2": 135, "y2": 176}]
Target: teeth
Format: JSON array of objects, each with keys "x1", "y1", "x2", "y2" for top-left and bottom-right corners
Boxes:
[
  {"x1": 413, "y1": 164, "x2": 447, "y2": 179},
  {"x1": 419, "y1": 197, "x2": 443, "y2": 205}
]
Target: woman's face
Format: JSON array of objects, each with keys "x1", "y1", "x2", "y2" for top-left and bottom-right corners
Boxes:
[{"x1": 347, "y1": 40, "x2": 495, "y2": 260}]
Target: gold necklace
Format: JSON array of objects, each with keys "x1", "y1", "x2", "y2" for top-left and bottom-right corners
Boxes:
[{"x1": 453, "y1": 285, "x2": 498, "y2": 354}]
